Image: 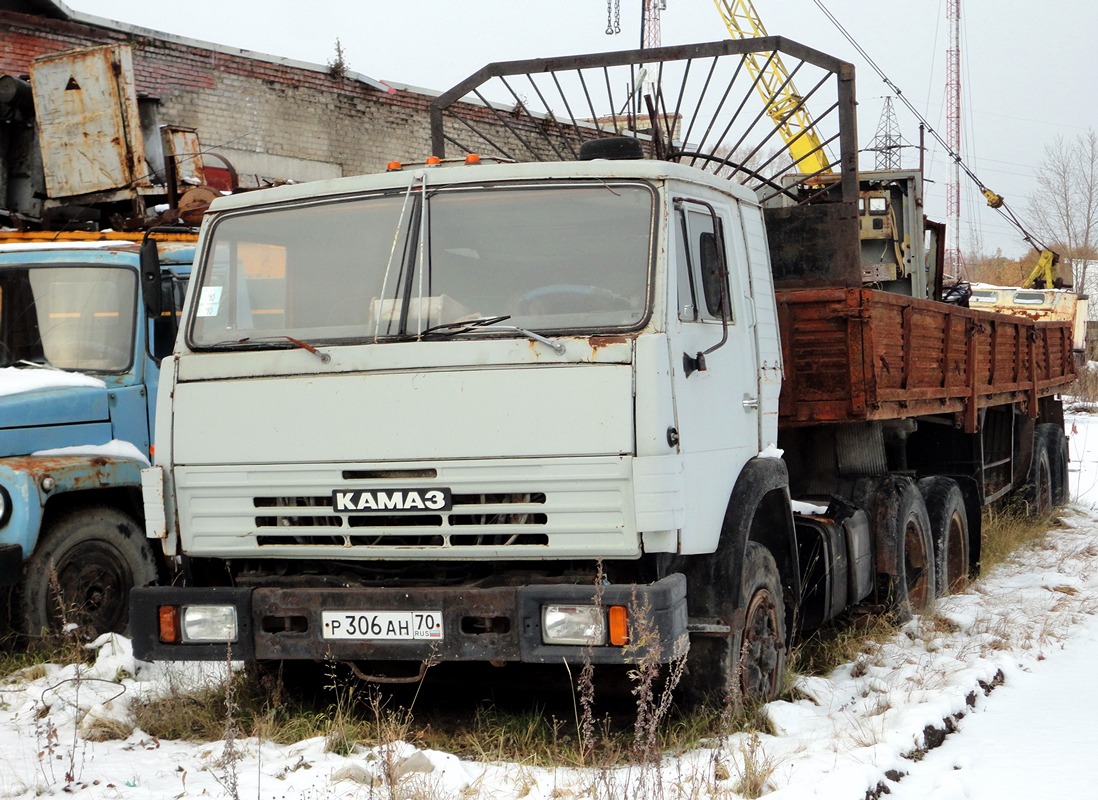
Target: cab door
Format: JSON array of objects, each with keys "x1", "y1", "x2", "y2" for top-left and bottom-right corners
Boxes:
[{"x1": 667, "y1": 196, "x2": 761, "y2": 554}]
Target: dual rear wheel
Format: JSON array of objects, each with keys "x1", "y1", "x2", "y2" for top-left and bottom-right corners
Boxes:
[
  {"x1": 860, "y1": 474, "x2": 973, "y2": 622},
  {"x1": 1020, "y1": 423, "x2": 1069, "y2": 515}
]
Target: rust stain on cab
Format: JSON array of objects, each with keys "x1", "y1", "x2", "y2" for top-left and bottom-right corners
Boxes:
[{"x1": 587, "y1": 334, "x2": 629, "y2": 357}]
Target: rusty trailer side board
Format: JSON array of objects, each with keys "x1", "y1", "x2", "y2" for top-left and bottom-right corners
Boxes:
[{"x1": 776, "y1": 288, "x2": 1076, "y2": 431}]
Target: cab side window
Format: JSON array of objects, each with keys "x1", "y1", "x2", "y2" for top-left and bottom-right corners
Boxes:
[{"x1": 676, "y1": 205, "x2": 733, "y2": 323}]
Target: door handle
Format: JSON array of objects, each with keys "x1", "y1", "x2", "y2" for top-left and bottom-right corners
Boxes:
[{"x1": 742, "y1": 394, "x2": 759, "y2": 410}]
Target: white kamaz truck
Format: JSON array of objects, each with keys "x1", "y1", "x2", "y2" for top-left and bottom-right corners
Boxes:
[{"x1": 130, "y1": 39, "x2": 1075, "y2": 703}]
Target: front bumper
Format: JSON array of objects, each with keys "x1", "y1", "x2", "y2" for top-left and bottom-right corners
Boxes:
[{"x1": 130, "y1": 574, "x2": 688, "y2": 665}]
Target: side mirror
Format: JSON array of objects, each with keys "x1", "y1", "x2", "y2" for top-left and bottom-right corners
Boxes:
[{"x1": 139, "y1": 235, "x2": 163, "y2": 318}]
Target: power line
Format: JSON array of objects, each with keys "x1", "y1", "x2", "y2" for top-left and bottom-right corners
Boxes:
[{"x1": 811, "y1": 0, "x2": 1054, "y2": 258}]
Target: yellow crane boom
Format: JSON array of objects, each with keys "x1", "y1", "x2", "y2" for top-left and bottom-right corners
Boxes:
[{"x1": 712, "y1": 0, "x2": 832, "y2": 175}]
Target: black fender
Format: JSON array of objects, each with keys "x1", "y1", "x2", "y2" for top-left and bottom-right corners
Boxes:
[{"x1": 853, "y1": 474, "x2": 908, "y2": 580}]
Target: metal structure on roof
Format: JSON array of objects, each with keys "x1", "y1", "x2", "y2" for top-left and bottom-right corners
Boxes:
[{"x1": 430, "y1": 37, "x2": 858, "y2": 208}]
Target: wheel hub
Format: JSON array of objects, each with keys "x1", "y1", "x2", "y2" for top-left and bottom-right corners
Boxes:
[{"x1": 740, "y1": 589, "x2": 782, "y2": 700}]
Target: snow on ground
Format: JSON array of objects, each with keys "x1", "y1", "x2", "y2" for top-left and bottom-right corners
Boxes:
[{"x1": 3, "y1": 415, "x2": 1098, "y2": 799}]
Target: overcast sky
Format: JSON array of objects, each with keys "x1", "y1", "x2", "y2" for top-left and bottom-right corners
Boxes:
[{"x1": 63, "y1": 0, "x2": 1098, "y2": 261}]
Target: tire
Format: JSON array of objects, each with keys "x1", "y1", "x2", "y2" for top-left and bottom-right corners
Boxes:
[
  {"x1": 1037, "y1": 423, "x2": 1069, "y2": 507},
  {"x1": 685, "y1": 542, "x2": 786, "y2": 706},
  {"x1": 578, "y1": 136, "x2": 645, "y2": 161},
  {"x1": 917, "y1": 477, "x2": 970, "y2": 595},
  {"x1": 17, "y1": 506, "x2": 159, "y2": 637},
  {"x1": 857, "y1": 475, "x2": 937, "y2": 623},
  {"x1": 736, "y1": 543, "x2": 787, "y2": 703},
  {"x1": 1019, "y1": 427, "x2": 1054, "y2": 517}
]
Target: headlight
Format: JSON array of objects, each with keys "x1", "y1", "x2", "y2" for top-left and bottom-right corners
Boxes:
[
  {"x1": 542, "y1": 604, "x2": 606, "y2": 646},
  {"x1": 182, "y1": 605, "x2": 239, "y2": 643},
  {"x1": 0, "y1": 486, "x2": 10, "y2": 528}
]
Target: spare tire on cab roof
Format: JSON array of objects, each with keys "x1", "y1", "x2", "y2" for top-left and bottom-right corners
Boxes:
[{"x1": 578, "y1": 137, "x2": 645, "y2": 161}]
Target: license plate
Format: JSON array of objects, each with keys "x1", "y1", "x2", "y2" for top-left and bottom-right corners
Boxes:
[{"x1": 321, "y1": 610, "x2": 444, "y2": 640}]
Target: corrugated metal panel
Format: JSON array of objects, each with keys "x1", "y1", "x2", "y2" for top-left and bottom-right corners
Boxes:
[{"x1": 29, "y1": 44, "x2": 149, "y2": 198}]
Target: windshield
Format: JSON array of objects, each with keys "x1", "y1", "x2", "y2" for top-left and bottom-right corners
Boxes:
[
  {"x1": 0, "y1": 265, "x2": 136, "y2": 373},
  {"x1": 189, "y1": 182, "x2": 655, "y2": 348}
]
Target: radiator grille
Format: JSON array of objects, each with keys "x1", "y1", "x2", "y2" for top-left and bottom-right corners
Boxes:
[{"x1": 177, "y1": 457, "x2": 637, "y2": 559}]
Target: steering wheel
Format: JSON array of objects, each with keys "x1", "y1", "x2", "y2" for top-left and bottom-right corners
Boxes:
[{"x1": 517, "y1": 284, "x2": 633, "y2": 314}]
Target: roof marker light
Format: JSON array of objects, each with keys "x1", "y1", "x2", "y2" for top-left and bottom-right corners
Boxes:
[
  {"x1": 386, "y1": 161, "x2": 403, "y2": 171},
  {"x1": 465, "y1": 153, "x2": 481, "y2": 165},
  {"x1": 425, "y1": 155, "x2": 441, "y2": 166}
]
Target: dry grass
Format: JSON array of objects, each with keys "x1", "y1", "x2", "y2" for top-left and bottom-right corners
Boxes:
[
  {"x1": 80, "y1": 713, "x2": 134, "y2": 742},
  {"x1": 731, "y1": 733, "x2": 779, "y2": 799},
  {"x1": 979, "y1": 507, "x2": 1059, "y2": 574},
  {"x1": 0, "y1": 632, "x2": 93, "y2": 683},
  {"x1": 131, "y1": 673, "x2": 254, "y2": 742},
  {"x1": 132, "y1": 664, "x2": 408, "y2": 757},
  {"x1": 788, "y1": 615, "x2": 901, "y2": 680},
  {"x1": 1066, "y1": 366, "x2": 1098, "y2": 411}
]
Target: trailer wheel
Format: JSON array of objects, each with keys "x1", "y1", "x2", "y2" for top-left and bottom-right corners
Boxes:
[
  {"x1": 17, "y1": 507, "x2": 159, "y2": 638},
  {"x1": 1037, "y1": 423, "x2": 1069, "y2": 507},
  {"x1": 685, "y1": 542, "x2": 786, "y2": 706},
  {"x1": 1019, "y1": 428, "x2": 1055, "y2": 516},
  {"x1": 917, "y1": 477, "x2": 970, "y2": 595}
]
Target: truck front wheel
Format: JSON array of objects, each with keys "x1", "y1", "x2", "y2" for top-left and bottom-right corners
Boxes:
[
  {"x1": 737, "y1": 542, "x2": 786, "y2": 702},
  {"x1": 686, "y1": 541, "x2": 786, "y2": 706},
  {"x1": 18, "y1": 507, "x2": 159, "y2": 637}
]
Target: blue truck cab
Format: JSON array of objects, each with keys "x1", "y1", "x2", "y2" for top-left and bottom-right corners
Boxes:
[{"x1": 0, "y1": 236, "x2": 191, "y2": 636}]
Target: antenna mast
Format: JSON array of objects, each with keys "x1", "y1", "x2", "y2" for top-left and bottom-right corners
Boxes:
[
  {"x1": 641, "y1": 0, "x2": 663, "y2": 49},
  {"x1": 945, "y1": 0, "x2": 964, "y2": 278}
]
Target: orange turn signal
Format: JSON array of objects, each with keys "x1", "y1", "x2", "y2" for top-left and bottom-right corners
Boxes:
[
  {"x1": 608, "y1": 605, "x2": 629, "y2": 646},
  {"x1": 158, "y1": 605, "x2": 181, "y2": 643}
]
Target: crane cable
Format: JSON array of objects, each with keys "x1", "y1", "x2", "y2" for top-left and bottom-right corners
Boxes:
[{"x1": 811, "y1": 0, "x2": 1054, "y2": 257}]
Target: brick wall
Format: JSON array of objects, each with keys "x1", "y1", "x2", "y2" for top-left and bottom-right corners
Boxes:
[{"x1": 0, "y1": 10, "x2": 444, "y2": 180}]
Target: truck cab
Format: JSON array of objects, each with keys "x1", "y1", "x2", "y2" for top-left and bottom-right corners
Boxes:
[
  {"x1": 134, "y1": 158, "x2": 794, "y2": 685},
  {"x1": 0, "y1": 237, "x2": 191, "y2": 635}
]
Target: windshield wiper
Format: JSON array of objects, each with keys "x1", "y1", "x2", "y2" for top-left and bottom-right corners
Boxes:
[
  {"x1": 420, "y1": 315, "x2": 565, "y2": 355},
  {"x1": 481, "y1": 325, "x2": 566, "y2": 355},
  {"x1": 419, "y1": 315, "x2": 512, "y2": 337},
  {"x1": 216, "y1": 335, "x2": 331, "y2": 363}
]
